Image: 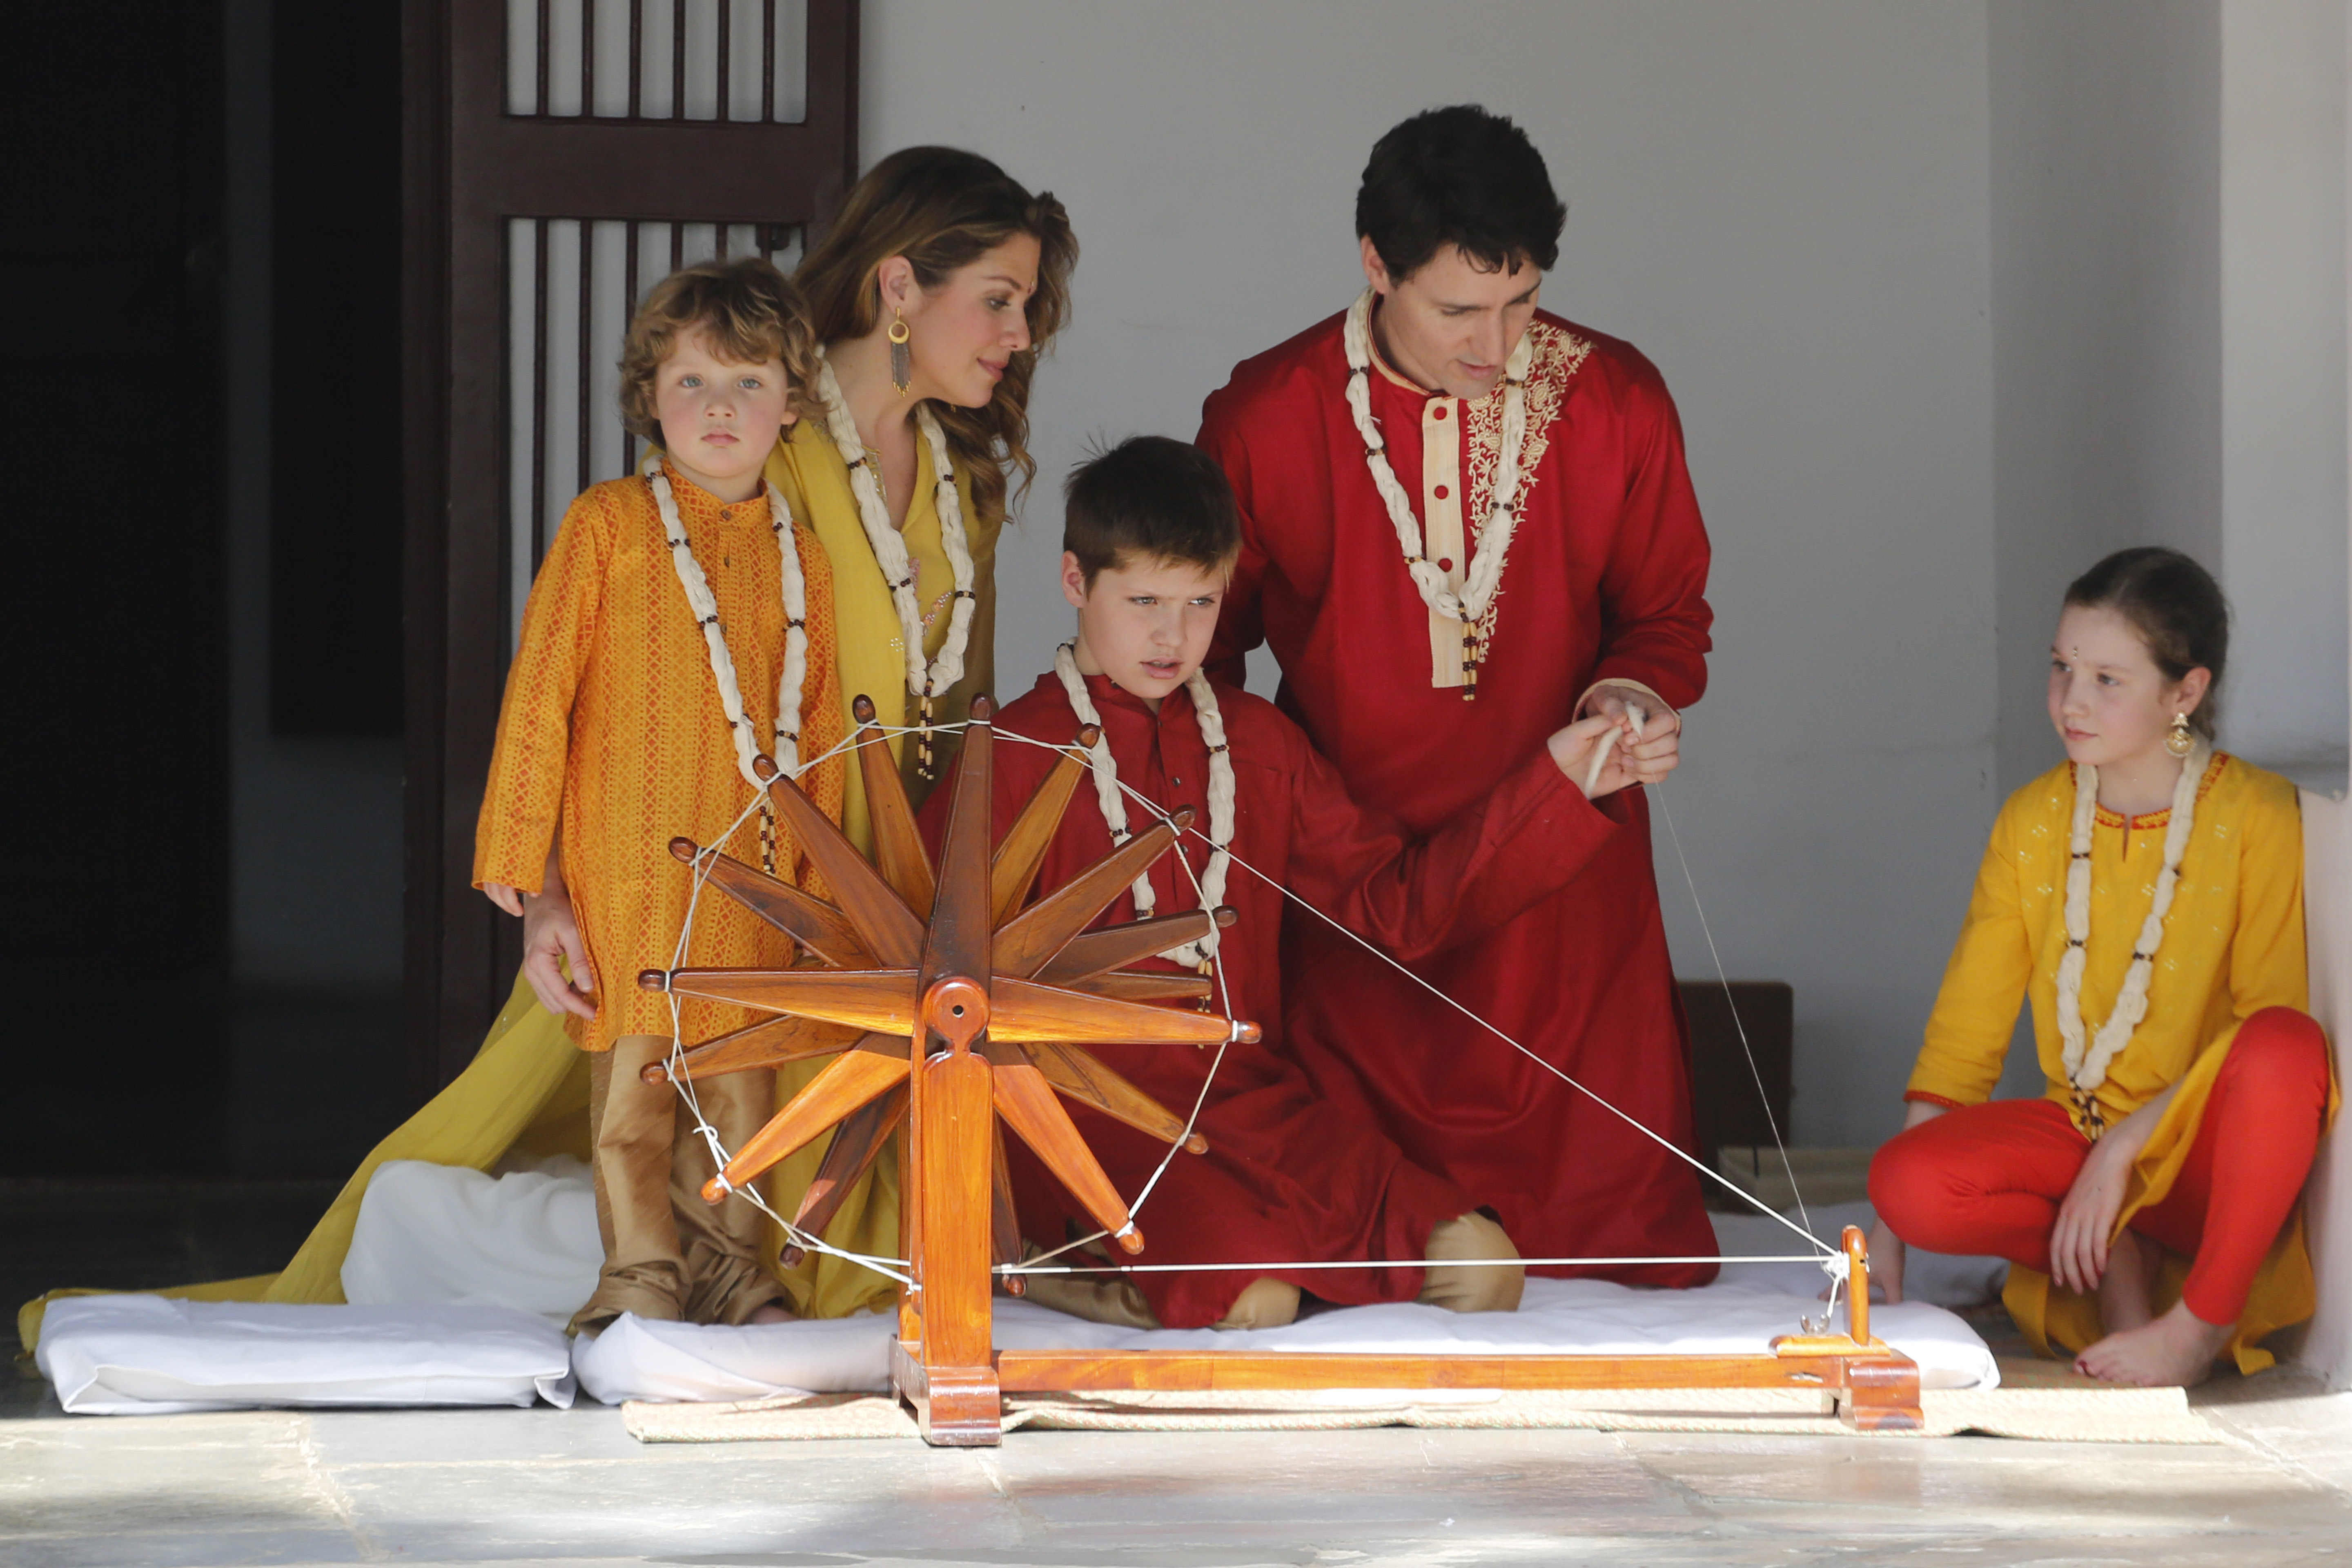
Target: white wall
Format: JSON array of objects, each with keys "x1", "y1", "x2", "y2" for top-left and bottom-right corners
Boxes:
[
  {"x1": 862, "y1": 0, "x2": 1996, "y2": 1145},
  {"x1": 2220, "y1": 0, "x2": 2350, "y2": 793},
  {"x1": 1986, "y1": 0, "x2": 2221, "y2": 802},
  {"x1": 2288, "y1": 1, "x2": 2352, "y2": 1392}
]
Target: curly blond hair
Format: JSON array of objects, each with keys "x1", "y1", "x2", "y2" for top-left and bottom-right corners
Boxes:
[{"x1": 619, "y1": 256, "x2": 816, "y2": 441}]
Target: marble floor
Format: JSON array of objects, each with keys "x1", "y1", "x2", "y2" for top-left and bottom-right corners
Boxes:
[{"x1": 6, "y1": 1361, "x2": 2352, "y2": 1568}]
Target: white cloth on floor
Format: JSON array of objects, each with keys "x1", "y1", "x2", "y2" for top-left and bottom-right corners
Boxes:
[
  {"x1": 1711, "y1": 1198, "x2": 2011, "y2": 1309},
  {"x1": 575, "y1": 1277, "x2": 1999, "y2": 1406},
  {"x1": 342, "y1": 1156, "x2": 601, "y2": 1327},
  {"x1": 574, "y1": 1310, "x2": 900, "y2": 1404},
  {"x1": 36, "y1": 1295, "x2": 577, "y2": 1414},
  {"x1": 221, "y1": 1154, "x2": 2005, "y2": 1411}
]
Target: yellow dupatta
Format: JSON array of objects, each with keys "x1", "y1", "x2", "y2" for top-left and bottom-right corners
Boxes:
[
  {"x1": 765, "y1": 416, "x2": 1003, "y2": 845},
  {"x1": 755, "y1": 414, "x2": 1002, "y2": 1316}
]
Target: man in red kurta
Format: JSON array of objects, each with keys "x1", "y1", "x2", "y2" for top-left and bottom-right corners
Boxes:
[
  {"x1": 1196, "y1": 105, "x2": 1718, "y2": 1283},
  {"x1": 929, "y1": 437, "x2": 1662, "y2": 1329}
]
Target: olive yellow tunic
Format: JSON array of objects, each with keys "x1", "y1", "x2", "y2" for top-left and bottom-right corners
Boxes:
[
  {"x1": 765, "y1": 416, "x2": 1002, "y2": 840},
  {"x1": 1907, "y1": 753, "x2": 2332, "y2": 1372}
]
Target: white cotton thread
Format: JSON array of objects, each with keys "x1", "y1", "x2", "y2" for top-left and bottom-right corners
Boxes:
[
  {"x1": 1050, "y1": 643, "x2": 1234, "y2": 966},
  {"x1": 2054, "y1": 740, "x2": 2212, "y2": 1129},
  {"x1": 987, "y1": 727, "x2": 1834, "y2": 1260}
]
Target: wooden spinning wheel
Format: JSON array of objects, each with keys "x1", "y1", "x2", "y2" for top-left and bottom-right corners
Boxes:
[{"x1": 644, "y1": 696, "x2": 1924, "y2": 1446}]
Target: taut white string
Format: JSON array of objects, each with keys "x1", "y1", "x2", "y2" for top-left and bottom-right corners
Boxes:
[{"x1": 991, "y1": 726, "x2": 1833, "y2": 1260}]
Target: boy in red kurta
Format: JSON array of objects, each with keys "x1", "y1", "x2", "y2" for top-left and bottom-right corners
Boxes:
[
  {"x1": 932, "y1": 436, "x2": 1676, "y2": 1331},
  {"x1": 1196, "y1": 106, "x2": 1717, "y2": 1282}
]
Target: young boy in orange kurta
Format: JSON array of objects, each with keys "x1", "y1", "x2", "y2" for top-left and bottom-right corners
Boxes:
[{"x1": 476, "y1": 259, "x2": 848, "y2": 1332}]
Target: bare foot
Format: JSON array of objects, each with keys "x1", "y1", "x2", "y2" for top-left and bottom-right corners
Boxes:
[
  {"x1": 2074, "y1": 1299, "x2": 2233, "y2": 1386},
  {"x1": 2096, "y1": 1229, "x2": 2159, "y2": 1332},
  {"x1": 746, "y1": 1303, "x2": 795, "y2": 1325}
]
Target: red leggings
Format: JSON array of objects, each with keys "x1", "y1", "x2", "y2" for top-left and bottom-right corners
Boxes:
[{"x1": 1871, "y1": 1007, "x2": 2329, "y2": 1325}]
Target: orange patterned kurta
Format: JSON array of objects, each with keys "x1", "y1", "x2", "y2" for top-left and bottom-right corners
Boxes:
[{"x1": 474, "y1": 465, "x2": 848, "y2": 1051}]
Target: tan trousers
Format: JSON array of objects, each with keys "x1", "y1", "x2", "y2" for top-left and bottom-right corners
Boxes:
[
  {"x1": 1022, "y1": 1210, "x2": 1525, "y2": 1331},
  {"x1": 572, "y1": 1035, "x2": 788, "y2": 1334}
]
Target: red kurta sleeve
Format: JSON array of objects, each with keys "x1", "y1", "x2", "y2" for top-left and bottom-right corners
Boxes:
[
  {"x1": 1196, "y1": 414, "x2": 1267, "y2": 691},
  {"x1": 1586, "y1": 358, "x2": 1713, "y2": 710},
  {"x1": 1279, "y1": 724, "x2": 1627, "y2": 964}
]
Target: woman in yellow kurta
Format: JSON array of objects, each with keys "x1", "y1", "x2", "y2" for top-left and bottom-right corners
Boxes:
[
  {"x1": 1869, "y1": 547, "x2": 2333, "y2": 1387},
  {"x1": 693, "y1": 147, "x2": 1076, "y2": 1313},
  {"x1": 771, "y1": 145, "x2": 1076, "y2": 843}
]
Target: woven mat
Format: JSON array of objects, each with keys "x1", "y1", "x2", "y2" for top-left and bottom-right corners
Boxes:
[{"x1": 623, "y1": 1365, "x2": 2218, "y2": 1446}]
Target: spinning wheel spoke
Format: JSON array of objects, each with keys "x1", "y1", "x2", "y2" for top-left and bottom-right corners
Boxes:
[
  {"x1": 920, "y1": 698, "x2": 996, "y2": 996},
  {"x1": 990, "y1": 725, "x2": 1096, "y2": 925},
  {"x1": 1069, "y1": 970, "x2": 1216, "y2": 1003},
  {"x1": 994, "y1": 808, "x2": 1197, "y2": 976},
  {"x1": 641, "y1": 1012, "x2": 866, "y2": 1085},
  {"x1": 651, "y1": 967, "x2": 919, "y2": 1036},
  {"x1": 705, "y1": 1044, "x2": 911, "y2": 1201},
  {"x1": 666, "y1": 838, "x2": 875, "y2": 969},
  {"x1": 1024, "y1": 1040, "x2": 1207, "y2": 1154},
  {"x1": 780, "y1": 1081, "x2": 909, "y2": 1267},
  {"x1": 1036, "y1": 907, "x2": 1234, "y2": 984},
  {"x1": 753, "y1": 754, "x2": 927, "y2": 966},
  {"x1": 990, "y1": 1121, "x2": 1025, "y2": 1290},
  {"x1": 990, "y1": 977, "x2": 1254, "y2": 1046},
  {"x1": 991, "y1": 1060, "x2": 1145, "y2": 1253},
  {"x1": 851, "y1": 695, "x2": 937, "y2": 919}
]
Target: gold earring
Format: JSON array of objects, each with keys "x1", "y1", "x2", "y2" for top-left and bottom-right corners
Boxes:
[
  {"x1": 888, "y1": 310, "x2": 912, "y2": 396},
  {"x1": 2165, "y1": 712, "x2": 2195, "y2": 757}
]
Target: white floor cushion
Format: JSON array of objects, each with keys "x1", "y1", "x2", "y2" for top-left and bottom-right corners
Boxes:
[
  {"x1": 342, "y1": 1156, "x2": 601, "y2": 1327},
  {"x1": 37, "y1": 1296, "x2": 577, "y2": 1414},
  {"x1": 575, "y1": 1276, "x2": 1997, "y2": 1406}
]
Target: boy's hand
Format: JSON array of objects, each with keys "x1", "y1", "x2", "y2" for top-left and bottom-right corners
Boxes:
[
  {"x1": 1548, "y1": 710, "x2": 1680, "y2": 798},
  {"x1": 518, "y1": 882, "x2": 598, "y2": 1021}
]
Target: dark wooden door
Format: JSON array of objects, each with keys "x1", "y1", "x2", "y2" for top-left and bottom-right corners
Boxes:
[
  {"x1": 403, "y1": 0, "x2": 859, "y2": 1096},
  {"x1": 4, "y1": 2, "x2": 230, "y2": 1173}
]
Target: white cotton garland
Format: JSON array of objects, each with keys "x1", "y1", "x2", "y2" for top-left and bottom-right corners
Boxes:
[
  {"x1": 649, "y1": 468, "x2": 808, "y2": 871},
  {"x1": 1052, "y1": 642, "x2": 1234, "y2": 969},
  {"x1": 2053, "y1": 739, "x2": 2212, "y2": 1130},
  {"x1": 808, "y1": 349, "x2": 977, "y2": 708},
  {"x1": 1341, "y1": 287, "x2": 1534, "y2": 689}
]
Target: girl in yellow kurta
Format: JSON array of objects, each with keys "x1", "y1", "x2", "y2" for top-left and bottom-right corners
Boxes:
[{"x1": 1869, "y1": 546, "x2": 2333, "y2": 1386}]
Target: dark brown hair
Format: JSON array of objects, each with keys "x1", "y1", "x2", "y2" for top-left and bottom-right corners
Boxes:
[
  {"x1": 1063, "y1": 437, "x2": 1240, "y2": 586},
  {"x1": 795, "y1": 146, "x2": 1077, "y2": 521},
  {"x1": 1356, "y1": 105, "x2": 1566, "y2": 282},
  {"x1": 2064, "y1": 546, "x2": 2231, "y2": 737},
  {"x1": 619, "y1": 256, "x2": 815, "y2": 441}
]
